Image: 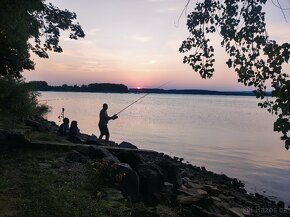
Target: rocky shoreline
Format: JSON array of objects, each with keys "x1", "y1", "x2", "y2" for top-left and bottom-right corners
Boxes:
[{"x1": 1, "y1": 118, "x2": 290, "y2": 217}]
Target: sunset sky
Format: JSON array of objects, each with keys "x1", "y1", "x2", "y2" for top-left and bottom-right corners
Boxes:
[{"x1": 23, "y1": 0, "x2": 290, "y2": 90}]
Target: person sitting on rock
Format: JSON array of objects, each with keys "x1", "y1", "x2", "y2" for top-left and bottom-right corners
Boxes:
[
  {"x1": 58, "y1": 117, "x2": 70, "y2": 136},
  {"x1": 69, "y1": 120, "x2": 80, "y2": 136},
  {"x1": 68, "y1": 120, "x2": 82, "y2": 143}
]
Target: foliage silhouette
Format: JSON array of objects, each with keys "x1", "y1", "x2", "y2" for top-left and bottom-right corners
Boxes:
[
  {"x1": 180, "y1": 0, "x2": 290, "y2": 149},
  {"x1": 28, "y1": 81, "x2": 129, "y2": 93},
  {"x1": 0, "y1": 77, "x2": 50, "y2": 126},
  {"x1": 0, "y1": 0, "x2": 85, "y2": 78},
  {"x1": 0, "y1": 0, "x2": 84, "y2": 124}
]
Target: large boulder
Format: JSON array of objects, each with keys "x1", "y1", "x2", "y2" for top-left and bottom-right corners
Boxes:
[
  {"x1": 25, "y1": 119, "x2": 58, "y2": 132},
  {"x1": 83, "y1": 134, "x2": 102, "y2": 145},
  {"x1": 157, "y1": 159, "x2": 182, "y2": 190},
  {"x1": 115, "y1": 163, "x2": 139, "y2": 201},
  {"x1": 89, "y1": 146, "x2": 120, "y2": 163},
  {"x1": 115, "y1": 150, "x2": 143, "y2": 170},
  {"x1": 136, "y1": 163, "x2": 164, "y2": 205},
  {"x1": 119, "y1": 141, "x2": 138, "y2": 149}
]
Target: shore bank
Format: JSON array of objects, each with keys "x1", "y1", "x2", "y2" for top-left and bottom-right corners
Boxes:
[{"x1": 0, "y1": 118, "x2": 289, "y2": 217}]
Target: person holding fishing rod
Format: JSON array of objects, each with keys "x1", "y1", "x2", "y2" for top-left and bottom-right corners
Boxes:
[
  {"x1": 98, "y1": 103, "x2": 118, "y2": 141},
  {"x1": 98, "y1": 82, "x2": 170, "y2": 141}
]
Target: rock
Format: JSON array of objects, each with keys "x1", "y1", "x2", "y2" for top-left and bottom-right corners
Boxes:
[
  {"x1": 219, "y1": 201, "x2": 230, "y2": 210},
  {"x1": 132, "y1": 202, "x2": 159, "y2": 217},
  {"x1": 177, "y1": 195, "x2": 202, "y2": 205},
  {"x1": 103, "y1": 155, "x2": 120, "y2": 163},
  {"x1": 68, "y1": 136, "x2": 83, "y2": 144},
  {"x1": 48, "y1": 121, "x2": 59, "y2": 130},
  {"x1": 115, "y1": 150, "x2": 142, "y2": 170},
  {"x1": 164, "y1": 182, "x2": 174, "y2": 189},
  {"x1": 65, "y1": 150, "x2": 88, "y2": 163},
  {"x1": 211, "y1": 196, "x2": 222, "y2": 203},
  {"x1": 203, "y1": 185, "x2": 220, "y2": 196},
  {"x1": 25, "y1": 118, "x2": 58, "y2": 132},
  {"x1": 101, "y1": 188, "x2": 124, "y2": 201},
  {"x1": 75, "y1": 145, "x2": 90, "y2": 156},
  {"x1": 254, "y1": 193, "x2": 264, "y2": 199},
  {"x1": 156, "y1": 204, "x2": 181, "y2": 217},
  {"x1": 277, "y1": 200, "x2": 285, "y2": 208},
  {"x1": 157, "y1": 159, "x2": 182, "y2": 189},
  {"x1": 218, "y1": 194, "x2": 227, "y2": 200},
  {"x1": 115, "y1": 163, "x2": 139, "y2": 201},
  {"x1": 179, "y1": 169, "x2": 187, "y2": 178},
  {"x1": 119, "y1": 141, "x2": 138, "y2": 149},
  {"x1": 191, "y1": 204, "x2": 224, "y2": 217},
  {"x1": 159, "y1": 182, "x2": 174, "y2": 201},
  {"x1": 232, "y1": 178, "x2": 245, "y2": 189},
  {"x1": 186, "y1": 182, "x2": 203, "y2": 189},
  {"x1": 228, "y1": 207, "x2": 245, "y2": 217},
  {"x1": 137, "y1": 163, "x2": 164, "y2": 204},
  {"x1": 89, "y1": 146, "x2": 113, "y2": 159},
  {"x1": 84, "y1": 134, "x2": 102, "y2": 145},
  {"x1": 182, "y1": 177, "x2": 191, "y2": 183},
  {"x1": 25, "y1": 119, "x2": 47, "y2": 132},
  {"x1": 38, "y1": 162, "x2": 52, "y2": 169},
  {"x1": 178, "y1": 187, "x2": 208, "y2": 198}
]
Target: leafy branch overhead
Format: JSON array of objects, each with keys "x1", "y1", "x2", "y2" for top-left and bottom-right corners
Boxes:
[
  {"x1": 0, "y1": 0, "x2": 85, "y2": 78},
  {"x1": 179, "y1": 0, "x2": 290, "y2": 149}
]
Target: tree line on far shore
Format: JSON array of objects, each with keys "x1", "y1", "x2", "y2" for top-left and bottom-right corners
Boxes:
[{"x1": 28, "y1": 81, "x2": 129, "y2": 93}]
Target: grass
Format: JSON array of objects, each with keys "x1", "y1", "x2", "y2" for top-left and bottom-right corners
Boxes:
[
  {"x1": 29, "y1": 131, "x2": 70, "y2": 143},
  {"x1": 0, "y1": 149, "x2": 132, "y2": 217}
]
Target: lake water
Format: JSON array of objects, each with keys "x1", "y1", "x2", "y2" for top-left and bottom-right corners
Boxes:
[{"x1": 40, "y1": 91, "x2": 290, "y2": 205}]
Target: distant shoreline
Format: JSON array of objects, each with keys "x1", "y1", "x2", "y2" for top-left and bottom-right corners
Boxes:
[
  {"x1": 38, "y1": 89, "x2": 267, "y2": 97},
  {"x1": 129, "y1": 88, "x2": 258, "y2": 96},
  {"x1": 28, "y1": 81, "x2": 271, "y2": 96}
]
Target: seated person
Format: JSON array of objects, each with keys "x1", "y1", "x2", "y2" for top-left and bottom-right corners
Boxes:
[
  {"x1": 69, "y1": 120, "x2": 80, "y2": 136},
  {"x1": 58, "y1": 117, "x2": 70, "y2": 136},
  {"x1": 68, "y1": 120, "x2": 83, "y2": 143}
]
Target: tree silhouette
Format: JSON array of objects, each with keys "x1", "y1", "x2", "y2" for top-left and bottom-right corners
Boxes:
[
  {"x1": 0, "y1": 0, "x2": 84, "y2": 122},
  {"x1": 180, "y1": 0, "x2": 290, "y2": 149},
  {"x1": 0, "y1": 0, "x2": 85, "y2": 78}
]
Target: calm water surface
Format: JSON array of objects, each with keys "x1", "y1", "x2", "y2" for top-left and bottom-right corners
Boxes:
[{"x1": 40, "y1": 92, "x2": 290, "y2": 204}]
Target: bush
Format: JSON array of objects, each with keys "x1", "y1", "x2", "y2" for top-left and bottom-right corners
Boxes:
[{"x1": 0, "y1": 77, "x2": 50, "y2": 126}]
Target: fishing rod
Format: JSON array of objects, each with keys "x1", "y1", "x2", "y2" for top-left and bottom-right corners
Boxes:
[{"x1": 115, "y1": 81, "x2": 170, "y2": 116}]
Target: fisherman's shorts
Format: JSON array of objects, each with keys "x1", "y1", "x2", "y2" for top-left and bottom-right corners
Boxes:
[{"x1": 98, "y1": 123, "x2": 109, "y2": 135}]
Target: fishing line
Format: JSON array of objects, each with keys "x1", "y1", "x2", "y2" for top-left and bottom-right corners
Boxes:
[{"x1": 115, "y1": 81, "x2": 170, "y2": 116}]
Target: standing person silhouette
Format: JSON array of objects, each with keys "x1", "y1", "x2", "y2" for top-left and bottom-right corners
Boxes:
[{"x1": 98, "y1": 103, "x2": 118, "y2": 141}]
